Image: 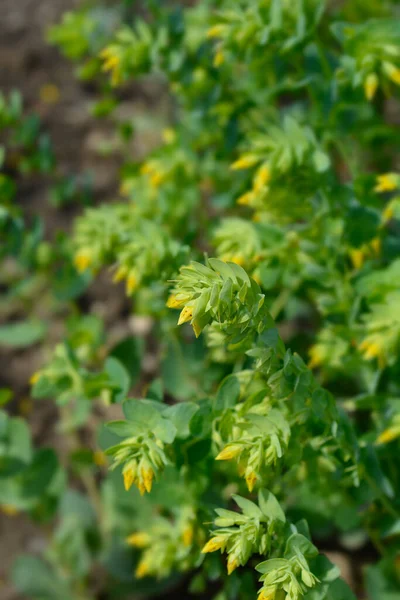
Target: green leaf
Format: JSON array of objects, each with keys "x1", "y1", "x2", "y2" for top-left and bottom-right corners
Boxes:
[
  {"x1": 258, "y1": 489, "x2": 286, "y2": 522},
  {"x1": 122, "y1": 399, "x2": 163, "y2": 430},
  {"x1": 215, "y1": 375, "x2": 240, "y2": 411},
  {"x1": 105, "y1": 357, "x2": 130, "y2": 403},
  {"x1": 164, "y1": 402, "x2": 199, "y2": 438},
  {"x1": 0, "y1": 320, "x2": 46, "y2": 347},
  {"x1": 233, "y1": 495, "x2": 263, "y2": 519},
  {"x1": 12, "y1": 556, "x2": 71, "y2": 600},
  {"x1": 110, "y1": 336, "x2": 143, "y2": 387}
]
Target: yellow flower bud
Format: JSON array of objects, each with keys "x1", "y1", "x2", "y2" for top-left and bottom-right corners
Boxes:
[
  {"x1": 253, "y1": 163, "x2": 271, "y2": 193},
  {"x1": 213, "y1": 49, "x2": 225, "y2": 68},
  {"x1": 182, "y1": 525, "x2": 194, "y2": 547},
  {"x1": 237, "y1": 191, "x2": 255, "y2": 206},
  {"x1": 178, "y1": 305, "x2": 193, "y2": 326},
  {"x1": 383, "y1": 62, "x2": 400, "y2": 85},
  {"x1": 30, "y1": 371, "x2": 41, "y2": 385},
  {"x1": 377, "y1": 427, "x2": 400, "y2": 445},
  {"x1": 141, "y1": 466, "x2": 154, "y2": 493},
  {"x1": 245, "y1": 470, "x2": 257, "y2": 492},
  {"x1": 349, "y1": 248, "x2": 364, "y2": 270},
  {"x1": 364, "y1": 73, "x2": 379, "y2": 101},
  {"x1": 126, "y1": 272, "x2": 138, "y2": 295},
  {"x1": 370, "y1": 237, "x2": 381, "y2": 255},
  {"x1": 375, "y1": 173, "x2": 398, "y2": 193},
  {"x1": 230, "y1": 154, "x2": 259, "y2": 170},
  {"x1": 216, "y1": 445, "x2": 242, "y2": 461},
  {"x1": 123, "y1": 465, "x2": 136, "y2": 491},
  {"x1": 359, "y1": 339, "x2": 383, "y2": 361},
  {"x1": 126, "y1": 532, "x2": 151, "y2": 548},
  {"x1": 207, "y1": 24, "x2": 227, "y2": 39},
  {"x1": 135, "y1": 559, "x2": 150, "y2": 579},
  {"x1": 383, "y1": 203, "x2": 394, "y2": 222},
  {"x1": 227, "y1": 556, "x2": 239, "y2": 575},
  {"x1": 201, "y1": 536, "x2": 225, "y2": 553},
  {"x1": 166, "y1": 294, "x2": 186, "y2": 309},
  {"x1": 74, "y1": 250, "x2": 92, "y2": 273}
]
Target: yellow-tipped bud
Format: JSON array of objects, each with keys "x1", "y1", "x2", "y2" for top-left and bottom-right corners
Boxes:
[
  {"x1": 377, "y1": 427, "x2": 400, "y2": 445},
  {"x1": 113, "y1": 265, "x2": 128, "y2": 283},
  {"x1": 141, "y1": 466, "x2": 154, "y2": 493},
  {"x1": 216, "y1": 445, "x2": 242, "y2": 461},
  {"x1": 126, "y1": 532, "x2": 151, "y2": 548},
  {"x1": 237, "y1": 191, "x2": 255, "y2": 206},
  {"x1": 383, "y1": 203, "x2": 394, "y2": 222},
  {"x1": 74, "y1": 250, "x2": 92, "y2": 273},
  {"x1": 364, "y1": 73, "x2": 379, "y2": 101},
  {"x1": 245, "y1": 470, "x2": 257, "y2": 492},
  {"x1": 349, "y1": 248, "x2": 364, "y2": 270},
  {"x1": 201, "y1": 536, "x2": 225, "y2": 553},
  {"x1": 166, "y1": 294, "x2": 186, "y2": 309},
  {"x1": 227, "y1": 556, "x2": 239, "y2": 575},
  {"x1": 258, "y1": 588, "x2": 275, "y2": 600},
  {"x1": 383, "y1": 62, "x2": 400, "y2": 85},
  {"x1": 182, "y1": 525, "x2": 194, "y2": 547},
  {"x1": 370, "y1": 237, "x2": 381, "y2": 255},
  {"x1": 30, "y1": 371, "x2": 41, "y2": 385},
  {"x1": 359, "y1": 339, "x2": 382, "y2": 361},
  {"x1": 253, "y1": 163, "x2": 271, "y2": 193},
  {"x1": 135, "y1": 560, "x2": 150, "y2": 579},
  {"x1": 126, "y1": 272, "x2": 138, "y2": 295},
  {"x1": 178, "y1": 305, "x2": 193, "y2": 326},
  {"x1": 213, "y1": 49, "x2": 225, "y2": 68},
  {"x1": 123, "y1": 465, "x2": 136, "y2": 491},
  {"x1": 207, "y1": 24, "x2": 227, "y2": 39},
  {"x1": 375, "y1": 173, "x2": 398, "y2": 193},
  {"x1": 230, "y1": 154, "x2": 259, "y2": 170}
]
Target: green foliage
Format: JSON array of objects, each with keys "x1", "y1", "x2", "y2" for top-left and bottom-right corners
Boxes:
[{"x1": 4, "y1": 1, "x2": 400, "y2": 600}]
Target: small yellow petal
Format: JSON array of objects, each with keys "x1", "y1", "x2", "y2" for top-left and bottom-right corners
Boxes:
[
  {"x1": 182, "y1": 525, "x2": 194, "y2": 547},
  {"x1": 135, "y1": 560, "x2": 150, "y2": 579},
  {"x1": 178, "y1": 306, "x2": 193, "y2": 326},
  {"x1": 126, "y1": 272, "x2": 138, "y2": 295},
  {"x1": 123, "y1": 466, "x2": 135, "y2": 491},
  {"x1": 166, "y1": 294, "x2": 185, "y2": 309},
  {"x1": 227, "y1": 556, "x2": 239, "y2": 575},
  {"x1": 230, "y1": 154, "x2": 259, "y2": 170},
  {"x1": 245, "y1": 471, "x2": 257, "y2": 492},
  {"x1": 141, "y1": 467, "x2": 154, "y2": 494},
  {"x1": 253, "y1": 164, "x2": 271, "y2": 193},
  {"x1": 126, "y1": 532, "x2": 151, "y2": 547},
  {"x1": 364, "y1": 73, "x2": 379, "y2": 101},
  {"x1": 216, "y1": 445, "x2": 242, "y2": 461},
  {"x1": 377, "y1": 427, "x2": 400, "y2": 445},
  {"x1": 207, "y1": 24, "x2": 227, "y2": 39},
  {"x1": 383, "y1": 62, "x2": 400, "y2": 85},
  {"x1": 349, "y1": 248, "x2": 364, "y2": 270},
  {"x1": 383, "y1": 204, "x2": 394, "y2": 222},
  {"x1": 74, "y1": 251, "x2": 92, "y2": 273},
  {"x1": 201, "y1": 536, "x2": 224, "y2": 553},
  {"x1": 370, "y1": 237, "x2": 381, "y2": 255},
  {"x1": 237, "y1": 191, "x2": 255, "y2": 206},
  {"x1": 30, "y1": 372, "x2": 41, "y2": 385},
  {"x1": 375, "y1": 173, "x2": 398, "y2": 193},
  {"x1": 213, "y1": 49, "x2": 224, "y2": 67}
]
